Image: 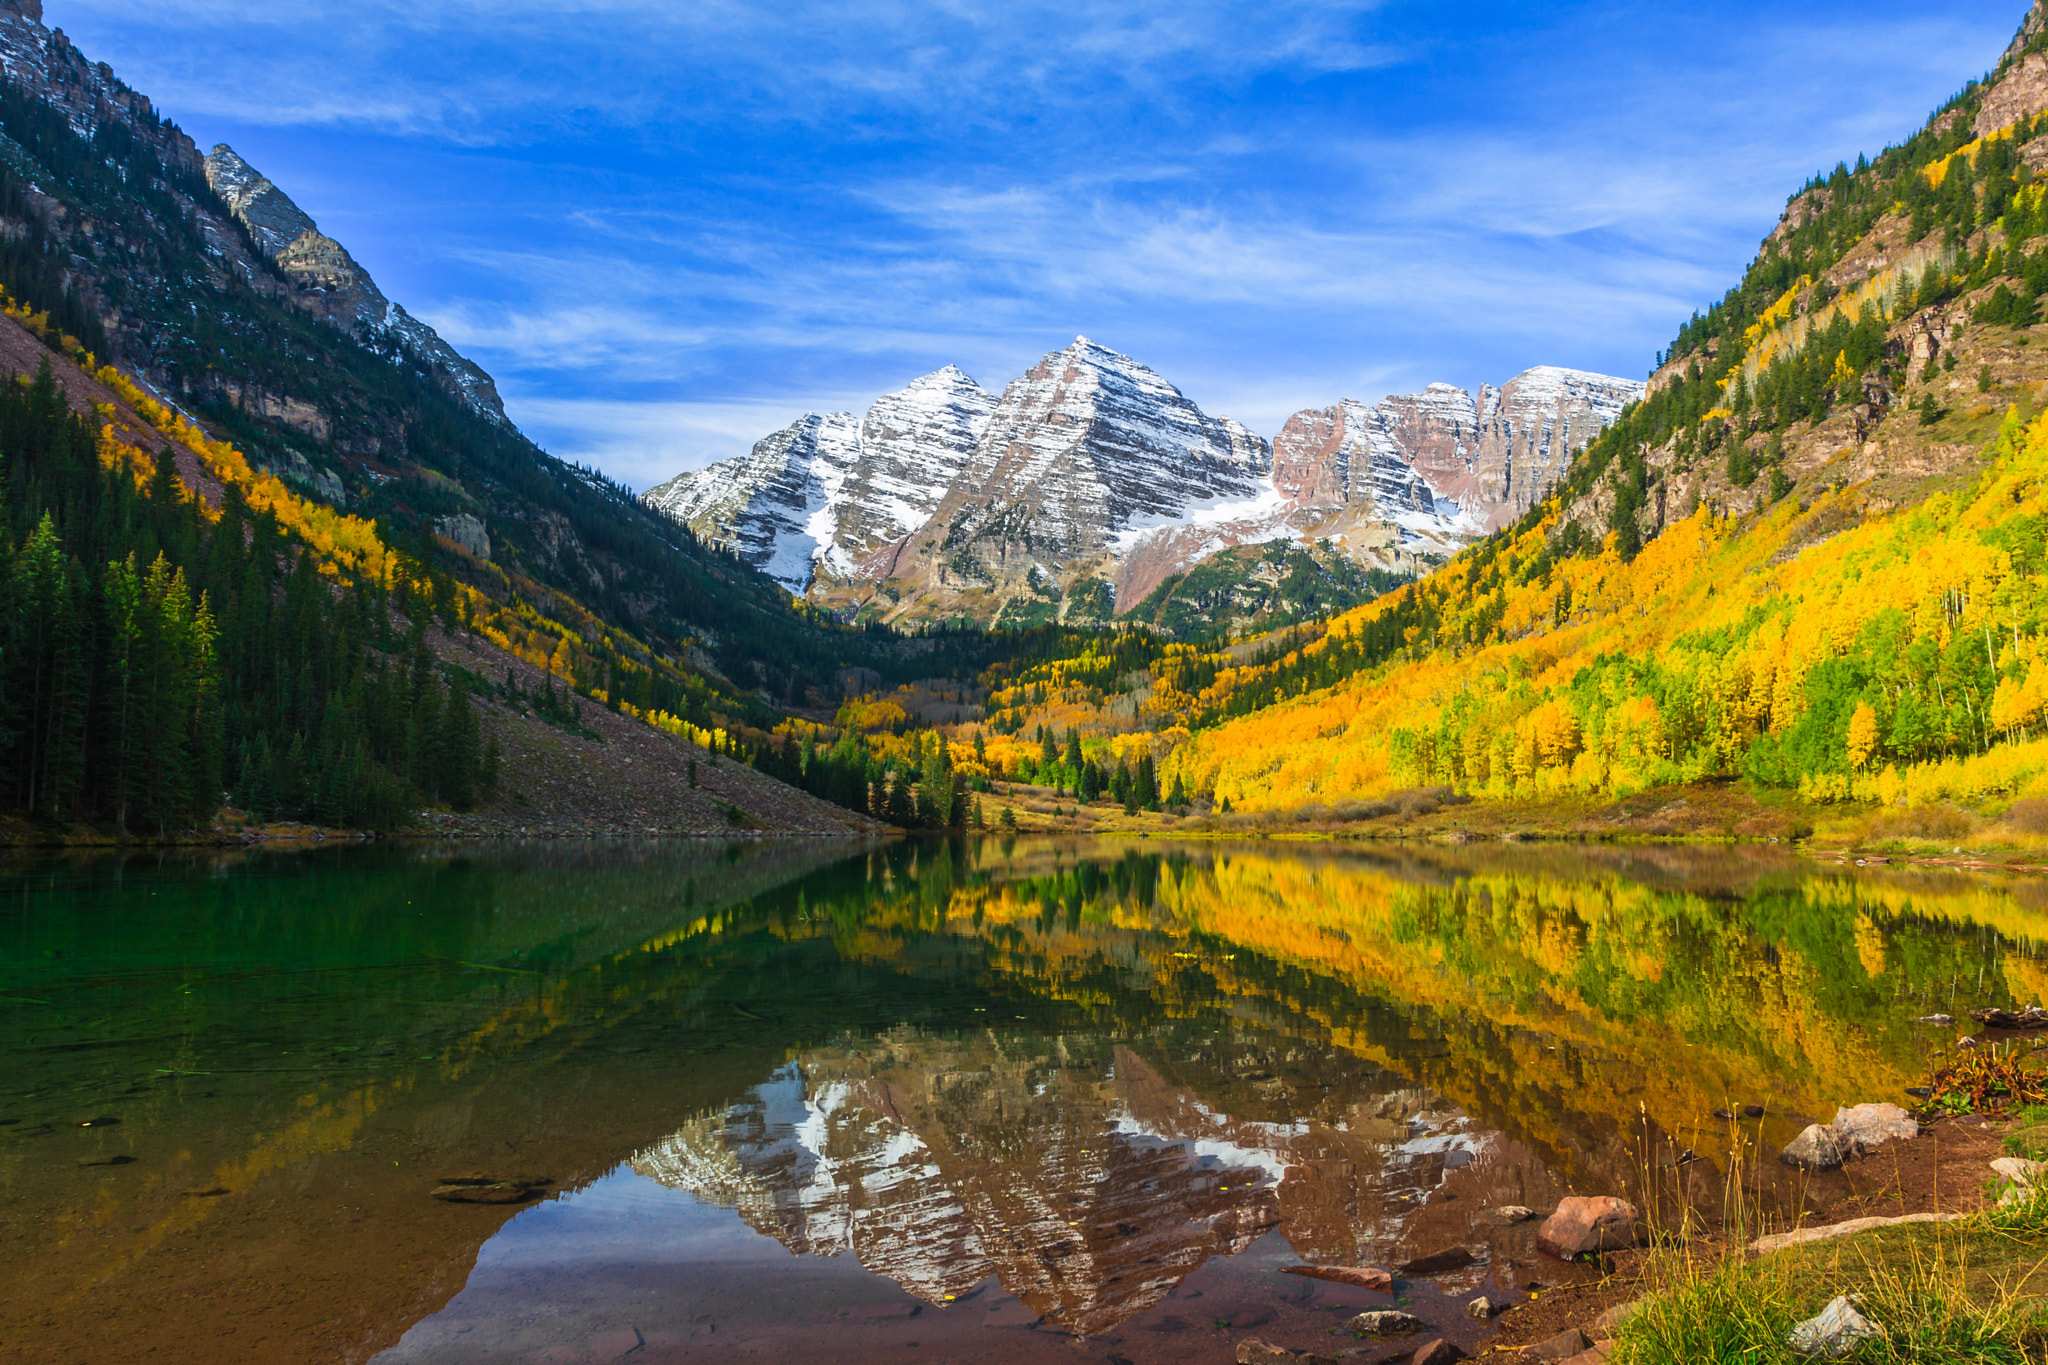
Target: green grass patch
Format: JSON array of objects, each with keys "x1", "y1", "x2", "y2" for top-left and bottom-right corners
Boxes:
[{"x1": 1611, "y1": 1218, "x2": 2048, "y2": 1364}]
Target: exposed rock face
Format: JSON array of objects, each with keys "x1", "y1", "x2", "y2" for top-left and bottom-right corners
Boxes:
[
  {"x1": 1269, "y1": 395, "x2": 1458, "y2": 527},
  {"x1": 642, "y1": 365, "x2": 995, "y2": 594},
  {"x1": 1106, "y1": 365, "x2": 1639, "y2": 608},
  {"x1": 842, "y1": 365, "x2": 999, "y2": 567},
  {"x1": 1979, "y1": 50, "x2": 2048, "y2": 138},
  {"x1": 644, "y1": 411, "x2": 863, "y2": 592},
  {"x1": 435, "y1": 513, "x2": 491, "y2": 561},
  {"x1": 1281, "y1": 370, "x2": 1640, "y2": 533},
  {"x1": 651, "y1": 341, "x2": 1641, "y2": 623},
  {"x1": 1474, "y1": 368, "x2": 1645, "y2": 527},
  {"x1": 204, "y1": 145, "x2": 507, "y2": 423},
  {"x1": 900, "y1": 337, "x2": 1274, "y2": 610}
]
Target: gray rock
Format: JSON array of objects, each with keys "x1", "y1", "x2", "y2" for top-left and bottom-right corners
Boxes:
[
  {"x1": 1991, "y1": 1155, "x2": 2046, "y2": 1186},
  {"x1": 1830, "y1": 1102, "x2": 1918, "y2": 1155},
  {"x1": 435, "y1": 512, "x2": 491, "y2": 561},
  {"x1": 1916, "y1": 1013, "x2": 1954, "y2": 1025},
  {"x1": 1993, "y1": 1155, "x2": 2048, "y2": 1205},
  {"x1": 1464, "y1": 1296, "x2": 1496, "y2": 1321},
  {"x1": 1484, "y1": 1204, "x2": 1538, "y2": 1224},
  {"x1": 1350, "y1": 1310, "x2": 1430, "y2": 1336},
  {"x1": 1787, "y1": 1295, "x2": 1878, "y2": 1356},
  {"x1": 1780, "y1": 1123, "x2": 1844, "y2": 1170},
  {"x1": 1593, "y1": 1299, "x2": 1642, "y2": 1336}
]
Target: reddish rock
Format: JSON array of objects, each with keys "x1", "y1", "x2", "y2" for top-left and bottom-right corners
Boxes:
[
  {"x1": 1409, "y1": 1340, "x2": 1466, "y2": 1365},
  {"x1": 1280, "y1": 1264, "x2": 1394, "y2": 1293},
  {"x1": 1536, "y1": 1196, "x2": 1639, "y2": 1259},
  {"x1": 1532, "y1": 1327, "x2": 1592, "y2": 1359},
  {"x1": 1397, "y1": 1245, "x2": 1475, "y2": 1277}
]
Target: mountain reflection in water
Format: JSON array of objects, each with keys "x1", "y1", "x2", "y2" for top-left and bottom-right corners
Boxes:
[
  {"x1": 6, "y1": 837, "x2": 2046, "y2": 1364},
  {"x1": 632, "y1": 1040, "x2": 1497, "y2": 1336}
]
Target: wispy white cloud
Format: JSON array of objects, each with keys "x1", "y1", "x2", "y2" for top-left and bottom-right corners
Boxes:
[
  {"x1": 504, "y1": 390, "x2": 878, "y2": 490},
  {"x1": 54, "y1": 0, "x2": 1398, "y2": 137},
  {"x1": 38, "y1": 0, "x2": 2022, "y2": 492}
]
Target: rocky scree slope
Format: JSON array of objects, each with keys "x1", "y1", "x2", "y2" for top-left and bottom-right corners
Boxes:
[
  {"x1": 0, "y1": 0, "x2": 893, "y2": 714},
  {"x1": 648, "y1": 336, "x2": 1638, "y2": 634}
]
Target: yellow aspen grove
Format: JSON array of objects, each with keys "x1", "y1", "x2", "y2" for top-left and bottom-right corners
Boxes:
[{"x1": 1847, "y1": 703, "x2": 1881, "y2": 770}]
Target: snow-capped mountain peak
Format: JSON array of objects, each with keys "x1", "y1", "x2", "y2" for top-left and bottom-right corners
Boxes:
[
  {"x1": 642, "y1": 366, "x2": 995, "y2": 594},
  {"x1": 644, "y1": 343, "x2": 1642, "y2": 623}
]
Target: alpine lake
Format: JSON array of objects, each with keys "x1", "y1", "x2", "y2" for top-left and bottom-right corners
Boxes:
[{"x1": 2, "y1": 836, "x2": 2041, "y2": 1364}]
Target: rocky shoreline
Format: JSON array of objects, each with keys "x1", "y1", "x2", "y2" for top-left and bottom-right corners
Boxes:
[{"x1": 1223, "y1": 1089, "x2": 2031, "y2": 1365}]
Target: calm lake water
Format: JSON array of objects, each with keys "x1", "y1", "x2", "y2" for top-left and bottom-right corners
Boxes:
[{"x1": 3, "y1": 837, "x2": 2043, "y2": 1364}]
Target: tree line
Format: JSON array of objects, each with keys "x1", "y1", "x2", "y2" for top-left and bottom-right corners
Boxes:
[{"x1": 0, "y1": 361, "x2": 496, "y2": 834}]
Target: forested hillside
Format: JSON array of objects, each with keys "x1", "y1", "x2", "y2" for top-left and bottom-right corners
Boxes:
[
  {"x1": 1144, "y1": 7, "x2": 2048, "y2": 820},
  {"x1": 0, "y1": 0, "x2": 1022, "y2": 838}
]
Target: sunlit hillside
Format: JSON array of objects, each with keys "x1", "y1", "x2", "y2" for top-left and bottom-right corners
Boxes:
[{"x1": 947, "y1": 23, "x2": 2048, "y2": 831}]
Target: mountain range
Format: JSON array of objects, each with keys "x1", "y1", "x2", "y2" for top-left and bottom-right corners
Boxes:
[{"x1": 643, "y1": 340, "x2": 1641, "y2": 629}]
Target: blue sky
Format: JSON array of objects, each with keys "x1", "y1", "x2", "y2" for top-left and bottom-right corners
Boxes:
[{"x1": 47, "y1": 0, "x2": 2019, "y2": 489}]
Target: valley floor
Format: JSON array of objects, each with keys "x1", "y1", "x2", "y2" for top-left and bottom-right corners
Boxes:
[{"x1": 990, "y1": 778, "x2": 2048, "y2": 872}]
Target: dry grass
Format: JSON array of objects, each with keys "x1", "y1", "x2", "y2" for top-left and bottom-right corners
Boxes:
[
  {"x1": 1861, "y1": 802, "x2": 1977, "y2": 843},
  {"x1": 2004, "y1": 798, "x2": 2048, "y2": 836}
]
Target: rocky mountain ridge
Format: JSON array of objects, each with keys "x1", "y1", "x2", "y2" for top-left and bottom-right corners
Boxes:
[
  {"x1": 0, "y1": 0, "x2": 919, "y2": 756},
  {"x1": 644, "y1": 365, "x2": 995, "y2": 594},
  {"x1": 203, "y1": 144, "x2": 505, "y2": 422},
  {"x1": 647, "y1": 338, "x2": 1641, "y2": 631}
]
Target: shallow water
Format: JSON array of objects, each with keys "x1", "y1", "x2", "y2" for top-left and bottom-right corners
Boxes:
[{"x1": 3, "y1": 837, "x2": 2043, "y2": 1363}]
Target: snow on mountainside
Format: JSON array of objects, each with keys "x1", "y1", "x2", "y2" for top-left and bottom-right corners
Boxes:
[
  {"x1": 632, "y1": 1049, "x2": 1495, "y2": 1336},
  {"x1": 646, "y1": 338, "x2": 1642, "y2": 627},
  {"x1": 204, "y1": 145, "x2": 507, "y2": 423},
  {"x1": 1478, "y1": 367, "x2": 1645, "y2": 527},
  {"x1": 643, "y1": 365, "x2": 995, "y2": 594},
  {"x1": 888, "y1": 337, "x2": 1275, "y2": 617}
]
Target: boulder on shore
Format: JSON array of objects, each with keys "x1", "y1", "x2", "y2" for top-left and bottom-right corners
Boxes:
[
  {"x1": 1530, "y1": 1328, "x2": 1591, "y2": 1359},
  {"x1": 1536, "y1": 1196, "x2": 1639, "y2": 1259},
  {"x1": 1783, "y1": 1103, "x2": 1919, "y2": 1168},
  {"x1": 1787, "y1": 1295, "x2": 1878, "y2": 1356},
  {"x1": 1350, "y1": 1310, "x2": 1430, "y2": 1336},
  {"x1": 1832, "y1": 1103, "x2": 1918, "y2": 1155},
  {"x1": 1780, "y1": 1123, "x2": 1845, "y2": 1170},
  {"x1": 1593, "y1": 1300, "x2": 1641, "y2": 1336},
  {"x1": 1408, "y1": 1341, "x2": 1465, "y2": 1365}
]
